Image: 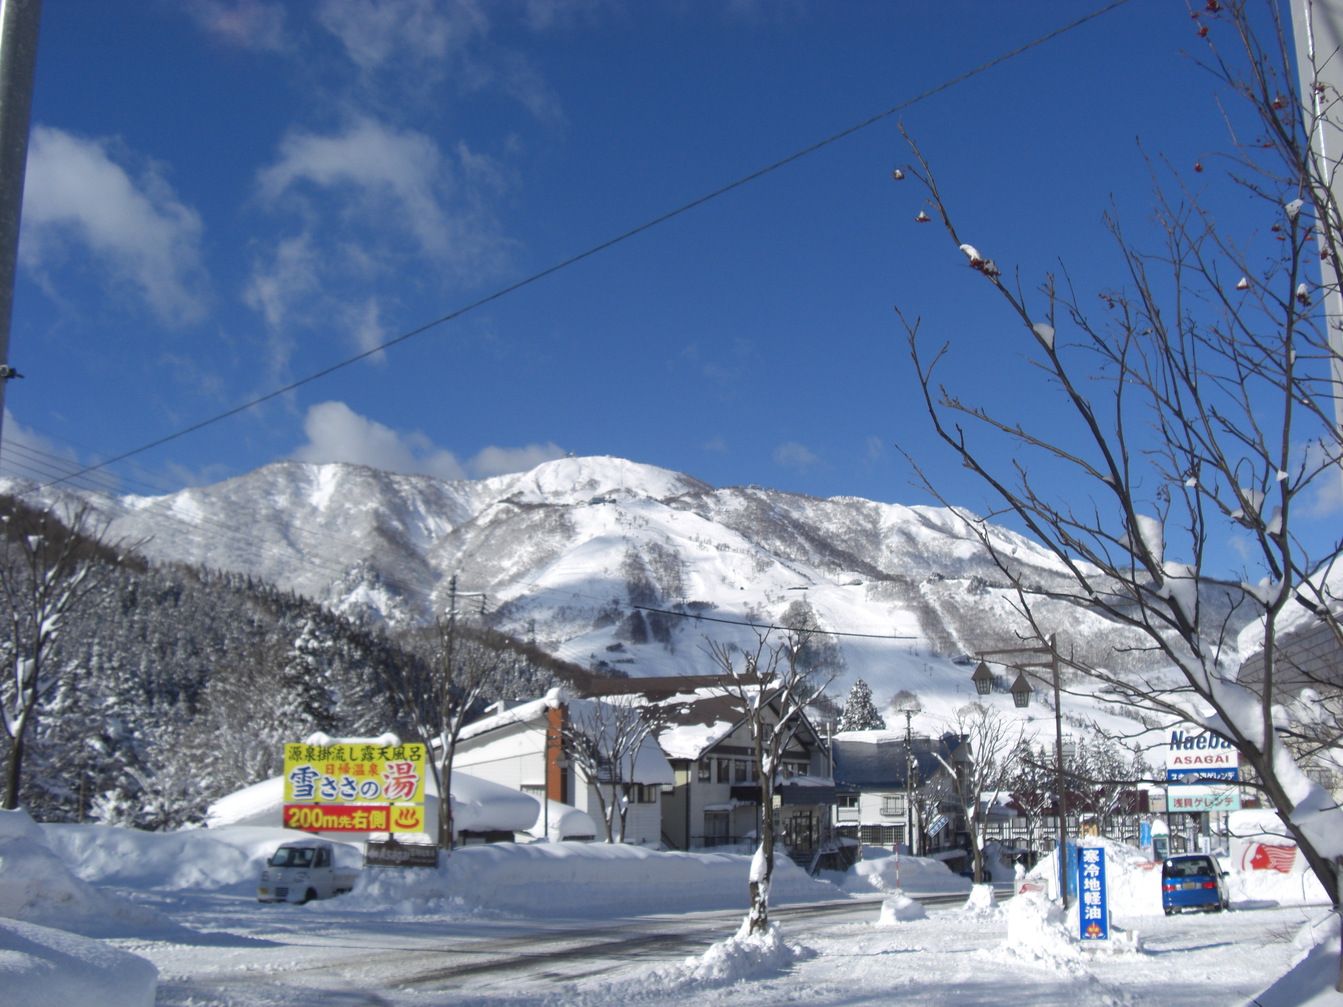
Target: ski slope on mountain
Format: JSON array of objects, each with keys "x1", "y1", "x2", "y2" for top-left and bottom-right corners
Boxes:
[{"x1": 0, "y1": 455, "x2": 1240, "y2": 747}]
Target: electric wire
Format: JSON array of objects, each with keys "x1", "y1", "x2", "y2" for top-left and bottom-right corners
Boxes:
[
  {"x1": 630, "y1": 603, "x2": 917, "y2": 641},
  {"x1": 43, "y1": 0, "x2": 1133, "y2": 492},
  {"x1": 5, "y1": 2, "x2": 1138, "y2": 627}
]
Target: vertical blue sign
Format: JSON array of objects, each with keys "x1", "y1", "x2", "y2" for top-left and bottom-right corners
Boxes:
[
  {"x1": 1140, "y1": 820, "x2": 1152, "y2": 848},
  {"x1": 1078, "y1": 845, "x2": 1109, "y2": 942}
]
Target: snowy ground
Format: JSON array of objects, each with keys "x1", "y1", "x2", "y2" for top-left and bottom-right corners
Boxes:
[{"x1": 2, "y1": 810, "x2": 1340, "y2": 1006}]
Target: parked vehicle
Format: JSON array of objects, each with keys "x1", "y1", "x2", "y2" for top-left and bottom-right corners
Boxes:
[
  {"x1": 257, "y1": 840, "x2": 358, "y2": 904},
  {"x1": 1161, "y1": 854, "x2": 1229, "y2": 915}
]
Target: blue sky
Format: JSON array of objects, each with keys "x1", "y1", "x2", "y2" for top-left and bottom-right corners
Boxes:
[{"x1": 4, "y1": 1, "x2": 1333, "y2": 577}]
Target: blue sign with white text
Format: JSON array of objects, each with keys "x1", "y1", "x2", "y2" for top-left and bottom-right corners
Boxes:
[
  {"x1": 1166, "y1": 767, "x2": 1238, "y2": 783},
  {"x1": 1078, "y1": 846, "x2": 1109, "y2": 942}
]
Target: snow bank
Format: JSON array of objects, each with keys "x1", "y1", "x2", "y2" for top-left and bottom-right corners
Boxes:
[
  {"x1": 1240, "y1": 912, "x2": 1341, "y2": 1007},
  {"x1": 826, "y1": 850, "x2": 973, "y2": 896},
  {"x1": 330, "y1": 841, "x2": 843, "y2": 917},
  {"x1": 582, "y1": 922, "x2": 812, "y2": 1003},
  {"x1": 1023, "y1": 836, "x2": 1333, "y2": 915},
  {"x1": 206, "y1": 771, "x2": 540, "y2": 837},
  {"x1": 1025, "y1": 838, "x2": 1161, "y2": 914},
  {"x1": 0, "y1": 917, "x2": 158, "y2": 1007},
  {"x1": 996, "y1": 887, "x2": 1086, "y2": 975},
  {"x1": 42, "y1": 823, "x2": 358, "y2": 893},
  {"x1": 957, "y1": 883, "x2": 1002, "y2": 918},
  {"x1": 875, "y1": 892, "x2": 926, "y2": 924},
  {"x1": 0, "y1": 809, "x2": 172, "y2": 938},
  {"x1": 667, "y1": 924, "x2": 805, "y2": 987}
]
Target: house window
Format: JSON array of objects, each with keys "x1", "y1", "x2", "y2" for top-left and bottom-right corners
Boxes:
[
  {"x1": 859, "y1": 825, "x2": 906, "y2": 847},
  {"x1": 698, "y1": 760, "x2": 711, "y2": 782},
  {"x1": 704, "y1": 810, "x2": 730, "y2": 846},
  {"x1": 837, "y1": 795, "x2": 858, "y2": 810},
  {"x1": 734, "y1": 759, "x2": 751, "y2": 783},
  {"x1": 881, "y1": 795, "x2": 905, "y2": 817},
  {"x1": 633, "y1": 785, "x2": 659, "y2": 803},
  {"x1": 717, "y1": 758, "x2": 731, "y2": 783}
]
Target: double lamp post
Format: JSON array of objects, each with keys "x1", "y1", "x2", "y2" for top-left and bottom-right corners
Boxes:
[{"x1": 973, "y1": 634, "x2": 1070, "y2": 908}]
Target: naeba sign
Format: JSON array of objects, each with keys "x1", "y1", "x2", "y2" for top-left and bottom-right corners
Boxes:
[
  {"x1": 1166, "y1": 729, "x2": 1241, "y2": 812},
  {"x1": 1166, "y1": 730, "x2": 1238, "y2": 781},
  {"x1": 282, "y1": 741, "x2": 427, "y2": 834}
]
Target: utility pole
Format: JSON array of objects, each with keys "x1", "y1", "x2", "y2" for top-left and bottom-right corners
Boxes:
[
  {"x1": 437, "y1": 575, "x2": 459, "y2": 852},
  {"x1": 1291, "y1": 0, "x2": 1343, "y2": 465},
  {"x1": 436, "y1": 574, "x2": 487, "y2": 852},
  {"x1": 903, "y1": 709, "x2": 916, "y2": 857},
  {"x1": 0, "y1": 0, "x2": 41, "y2": 446}
]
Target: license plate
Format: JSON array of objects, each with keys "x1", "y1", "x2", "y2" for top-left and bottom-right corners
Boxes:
[{"x1": 1181, "y1": 882, "x2": 1199, "y2": 890}]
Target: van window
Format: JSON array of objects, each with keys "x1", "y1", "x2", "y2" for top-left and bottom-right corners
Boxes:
[{"x1": 1163, "y1": 856, "x2": 1215, "y2": 878}]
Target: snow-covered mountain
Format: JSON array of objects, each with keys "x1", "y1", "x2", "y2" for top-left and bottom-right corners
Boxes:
[{"x1": 0, "y1": 455, "x2": 1232, "y2": 727}]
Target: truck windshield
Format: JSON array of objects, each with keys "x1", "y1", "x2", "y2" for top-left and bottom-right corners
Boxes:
[{"x1": 269, "y1": 847, "x2": 315, "y2": 868}]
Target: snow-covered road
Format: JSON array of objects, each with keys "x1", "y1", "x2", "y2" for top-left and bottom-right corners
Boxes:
[
  {"x1": 109, "y1": 889, "x2": 1333, "y2": 1007},
  {"x1": 6, "y1": 817, "x2": 1339, "y2": 1007}
]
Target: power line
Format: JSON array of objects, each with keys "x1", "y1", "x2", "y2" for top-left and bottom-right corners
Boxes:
[
  {"x1": 46, "y1": 0, "x2": 1133, "y2": 491},
  {"x1": 630, "y1": 603, "x2": 917, "y2": 641}
]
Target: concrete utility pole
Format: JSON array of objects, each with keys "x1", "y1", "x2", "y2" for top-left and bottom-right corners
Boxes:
[
  {"x1": 903, "y1": 709, "x2": 916, "y2": 857},
  {"x1": 1292, "y1": 0, "x2": 1343, "y2": 488},
  {"x1": 0, "y1": 0, "x2": 40, "y2": 449}
]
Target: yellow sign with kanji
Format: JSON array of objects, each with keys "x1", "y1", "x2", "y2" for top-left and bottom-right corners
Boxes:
[
  {"x1": 283, "y1": 803, "x2": 426, "y2": 833},
  {"x1": 282, "y1": 742, "x2": 427, "y2": 806}
]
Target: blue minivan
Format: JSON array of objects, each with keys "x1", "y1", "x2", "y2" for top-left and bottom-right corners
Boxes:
[{"x1": 1161, "y1": 854, "x2": 1229, "y2": 915}]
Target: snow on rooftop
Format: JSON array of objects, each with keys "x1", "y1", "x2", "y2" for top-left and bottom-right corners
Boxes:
[{"x1": 206, "y1": 770, "x2": 541, "y2": 837}]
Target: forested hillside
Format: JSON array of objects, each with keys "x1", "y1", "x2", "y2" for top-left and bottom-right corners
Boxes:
[{"x1": 0, "y1": 497, "x2": 567, "y2": 828}]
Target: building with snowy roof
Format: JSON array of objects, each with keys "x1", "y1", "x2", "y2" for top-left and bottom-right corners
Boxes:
[
  {"x1": 830, "y1": 731, "x2": 969, "y2": 866},
  {"x1": 579, "y1": 676, "x2": 837, "y2": 866},
  {"x1": 452, "y1": 689, "x2": 673, "y2": 846}
]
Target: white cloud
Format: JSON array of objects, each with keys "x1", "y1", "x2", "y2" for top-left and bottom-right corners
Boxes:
[
  {"x1": 316, "y1": 0, "x2": 485, "y2": 71},
  {"x1": 257, "y1": 116, "x2": 455, "y2": 258},
  {"x1": 292, "y1": 401, "x2": 563, "y2": 481},
  {"x1": 21, "y1": 126, "x2": 209, "y2": 326},
  {"x1": 1299, "y1": 439, "x2": 1343, "y2": 519},
  {"x1": 293, "y1": 401, "x2": 463, "y2": 480},
  {"x1": 469, "y1": 442, "x2": 566, "y2": 478},
  {"x1": 0, "y1": 411, "x2": 83, "y2": 483},
  {"x1": 181, "y1": 0, "x2": 288, "y2": 51},
  {"x1": 773, "y1": 441, "x2": 820, "y2": 472},
  {"x1": 242, "y1": 231, "x2": 317, "y2": 381}
]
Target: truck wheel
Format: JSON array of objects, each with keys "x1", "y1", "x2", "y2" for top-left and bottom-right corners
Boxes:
[{"x1": 300, "y1": 888, "x2": 317, "y2": 905}]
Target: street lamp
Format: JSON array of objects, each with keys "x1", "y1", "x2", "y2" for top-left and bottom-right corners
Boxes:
[
  {"x1": 971, "y1": 662, "x2": 994, "y2": 696},
  {"x1": 975, "y1": 634, "x2": 1069, "y2": 908}
]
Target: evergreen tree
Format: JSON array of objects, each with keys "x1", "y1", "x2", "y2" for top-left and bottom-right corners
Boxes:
[{"x1": 838, "y1": 678, "x2": 885, "y2": 732}]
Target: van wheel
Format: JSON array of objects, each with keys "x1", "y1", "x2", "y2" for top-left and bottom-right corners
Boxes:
[
  {"x1": 300, "y1": 888, "x2": 317, "y2": 905},
  {"x1": 1163, "y1": 907, "x2": 1173, "y2": 916}
]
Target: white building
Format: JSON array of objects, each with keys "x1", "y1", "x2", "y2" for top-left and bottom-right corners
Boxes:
[{"x1": 452, "y1": 689, "x2": 674, "y2": 846}]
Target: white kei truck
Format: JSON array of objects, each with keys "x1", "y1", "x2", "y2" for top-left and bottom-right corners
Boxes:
[{"x1": 256, "y1": 839, "x2": 358, "y2": 904}]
